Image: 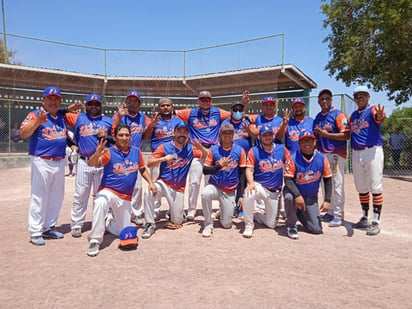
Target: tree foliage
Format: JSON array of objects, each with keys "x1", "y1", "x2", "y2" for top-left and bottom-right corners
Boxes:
[
  {"x1": 321, "y1": 0, "x2": 412, "y2": 105},
  {"x1": 0, "y1": 39, "x2": 18, "y2": 64}
]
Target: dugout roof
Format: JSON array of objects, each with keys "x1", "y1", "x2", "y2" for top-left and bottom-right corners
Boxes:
[{"x1": 0, "y1": 63, "x2": 316, "y2": 98}]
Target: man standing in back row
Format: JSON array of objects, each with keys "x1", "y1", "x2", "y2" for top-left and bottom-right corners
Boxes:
[
  {"x1": 314, "y1": 89, "x2": 350, "y2": 227},
  {"x1": 349, "y1": 85, "x2": 386, "y2": 236}
]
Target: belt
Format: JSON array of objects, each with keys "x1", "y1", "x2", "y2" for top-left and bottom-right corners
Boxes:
[
  {"x1": 267, "y1": 188, "x2": 281, "y2": 193},
  {"x1": 353, "y1": 145, "x2": 375, "y2": 151},
  {"x1": 40, "y1": 156, "x2": 64, "y2": 161},
  {"x1": 80, "y1": 156, "x2": 89, "y2": 161}
]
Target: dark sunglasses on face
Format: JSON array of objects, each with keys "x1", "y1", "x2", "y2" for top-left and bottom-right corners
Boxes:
[
  {"x1": 87, "y1": 102, "x2": 101, "y2": 107},
  {"x1": 232, "y1": 108, "x2": 243, "y2": 112}
]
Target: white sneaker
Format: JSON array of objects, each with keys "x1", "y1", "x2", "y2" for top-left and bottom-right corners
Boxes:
[
  {"x1": 186, "y1": 209, "x2": 196, "y2": 221},
  {"x1": 87, "y1": 242, "x2": 100, "y2": 257},
  {"x1": 202, "y1": 225, "x2": 213, "y2": 237},
  {"x1": 243, "y1": 224, "x2": 253, "y2": 238}
]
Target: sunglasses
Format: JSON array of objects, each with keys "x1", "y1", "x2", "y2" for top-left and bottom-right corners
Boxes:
[
  {"x1": 87, "y1": 102, "x2": 101, "y2": 107},
  {"x1": 354, "y1": 94, "x2": 368, "y2": 100},
  {"x1": 232, "y1": 108, "x2": 243, "y2": 112}
]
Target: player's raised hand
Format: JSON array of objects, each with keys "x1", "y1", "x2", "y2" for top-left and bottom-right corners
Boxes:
[
  {"x1": 95, "y1": 138, "x2": 107, "y2": 156},
  {"x1": 375, "y1": 104, "x2": 386, "y2": 122},
  {"x1": 117, "y1": 103, "x2": 128, "y2": 117},
  {"x1": 151, "y1": 108, "x2": 160, "y2": 125},
  {"x1": 68, "y1": 101, "x2": 84, "y2": 113},
  {"x1": 320, "y1": 201, "x2": 330, "y2": 213},
  {"x1": 36, "y1": 109, "x2": 49, "y2": 124},
  {"x1": 242, "y1": 90, "x2": 250, "y2": 105},
  {"x1": 218, "y1": 156, "x2": 231, "y2": 167},
  {"x1": 96, "y1": 128, "x2": 107, "y2": 139},
  {"x1": 282, "y1": 109, "x2": 291, "y2": 123},
  {"x1": 295, "y1": 196, "x2": 306, "y2": 211}
]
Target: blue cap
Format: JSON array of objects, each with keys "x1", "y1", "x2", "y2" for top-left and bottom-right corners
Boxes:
[
  {"x1": 291, "y1": 98, "x2": 305, "y2": 107},
  {"x1": 86, "y1": 93, "x2": 102, "y2": 104},
  {"x1": 353, "y1": 85, "x2": 370, "y2": 96},
  {"x1": 299, "y1": 130, "x2": 316, "y2": 140},
  {"x1": 174, "y1": 121, "x2": 188, "y2": 130},
  {"x1": 118, "y1": 226, "x2": 138, "y2": 248},
  {"x1": 259, "y1": 124, "x2": 274, "y2": 135},
  {"x1": 43, "y1": 86, "x2": 61, "y2": 98},
  {"x1": 262, "y1": 96, "x2": 276, "y2": 104},
  {"x1": 127, "y1": 90, "x2": 141, "y2": 100}
]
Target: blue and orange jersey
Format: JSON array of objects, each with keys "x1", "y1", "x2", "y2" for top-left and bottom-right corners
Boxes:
[
  {"x1": 205, "y1": 143, "x2": 247, "y2": 194},
  {"x1": 112, "y1": 112, "x2": 151, "y2": 148},
  {"x1": 98, "y1": 145, "x2": 144, "y2": 201},
  {"x1": 65, "y1": 112, "x2": 113, "y2": 157},
  {"x1": 349, "y1": 104, "x2": 384, "y2": 150},
  {"x1": 151, "y1": 141, "x2": 203, "y2": 192},
  {"x1": 313, "y1": 107, "x2": 350, "y2": 159},
  {"x1": 284, "y1": 150, "x2": 332, "y2": 196},
  {"x1": 254, "y1": 114, "x2": 284, "y2": 145},
  {"x1": 246, "y1": 143, "x2": 291, "y2": 191},
  {"x1": 221, "y1": 118, "x2": 254, "y2": 153},
  {"x1": 21, "y1": 109, "x2": 67, "y2": 158},
  {"x1": 149, "y1": 115, "x2": 183, "y2": 152},
  {"x1": 285, "y1": 115, "x2": 314, "y2": 154},
  {"x1": 176, "y1": 107, "x2": 230, "y2": 145}
]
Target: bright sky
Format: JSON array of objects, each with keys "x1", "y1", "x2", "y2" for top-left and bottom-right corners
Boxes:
[{"x1": 2, "y1": 0, "x2": 411, "y2": 115}]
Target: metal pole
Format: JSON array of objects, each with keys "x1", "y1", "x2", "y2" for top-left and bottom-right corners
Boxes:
[
  {"x1": 104, "y1": 49, "x2": 107, "y2": 77},
  {"x1": 1, "y1": 0, "x2": 8, "y2": 64},
  {"x1": 281, "y1": 33, "x2": 285, "y2": 72}
]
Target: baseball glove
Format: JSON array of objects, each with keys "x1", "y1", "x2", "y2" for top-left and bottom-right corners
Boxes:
[{"x1": 165, "y1": 222, "x2": 183, "y2": 230}]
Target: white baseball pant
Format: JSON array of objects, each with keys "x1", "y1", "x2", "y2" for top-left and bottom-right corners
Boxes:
[
  {"x1": 28, "y1": 156, "x2": 65, "y2": 237},
  {"x1": 71, "y1": 158, "x2": 103, "y2": 229},
  {"x1": 322, "y1": 153, "x2": 346, "y2": 219},
  {"x1": 201, "y1": 184, "x2": 235, "y2": 229},
  {"x1": 243, "y1": 182, "x2": 281, "y2": 229},
  {"x1": 88, "y1": 189, "x2": 131, "y2": 244},
  {"x1": 144, "y1": 179, "x2": 185, "y2": 224},
  {"x1": 188, "y1": 158, "x2": 209, "y2": 213},
  {"x1": 352, "y1": 146, "x2": 384, "y2": 193},
  {"x1": 149, "y1": 166, "x2": 161, "y2": 213},
  {"x1": 131, "y1": 175, "x2": 143, "y2": 217}
]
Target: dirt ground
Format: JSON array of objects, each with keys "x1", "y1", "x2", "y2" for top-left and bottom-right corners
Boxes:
[{"x1": 0, "y1": 165, "x2": 411, "y2": 309}]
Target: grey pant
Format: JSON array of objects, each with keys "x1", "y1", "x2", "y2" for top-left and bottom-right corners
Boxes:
[{"x1": 283, "y1": 187, "x2": 322, "y2": 234}]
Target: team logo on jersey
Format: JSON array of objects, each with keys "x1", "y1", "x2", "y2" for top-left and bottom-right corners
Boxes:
[
  {"x1": 192, "y1": 118, "x2": 218, "y2": 129},
  {"x1": 258, "y1": 158, "x2": 283, "y2": 172},
  {"x1": 289, "y1": 130, "x2": 300, "y2": 141},
  {"x1": 167, "y1": 156, "x2": 190, "y2": 169},
  {"x1": 79, "y1": 123, "x2": 108, "y2": 136},
  {"x1": 129, "y1": 122, "x2": 144, "y2": 134},
  {"x1": 350, "y1": 119, "x2": 369, "y2": 134},
  {"x1": 296, "y1": 170, "x2": 321, "y2": 184},
  {"x1": 42, "y1": 125, "x2": 67, "y2": 140},
  {"x1": 155, "y1": 127, "x2": 174, "y2": 139},
  {"x1": 220, "y1": 159, "x2": 238, "y2": 172},
  {"x1": 113, "y1": 161, "x2": 139, "y2": 175}
]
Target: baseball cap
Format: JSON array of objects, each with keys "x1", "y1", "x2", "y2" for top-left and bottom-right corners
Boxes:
[
  {"x1": 220, "y1": 122, "x2": 234, "y2": 133},
  {"x1": 353, "y1": 85, "x2": 370, "y2": 96},
  {"x1": 259, "y1": 124, "x2": 274, "y2": 135},
  {"x1": 118, "y1": 226, "x2": 138, "y2": 249},
  {"x1": 291, "y1": 98, "x2": 306, "y2": 107},
  {"x1": 262, "y1": 96, "x2": 276, "y2": 104},
  {"x1": 127, "y1": 90, "x2": 141, "y2": 100},
  {"x1": 174, "y1": 121, "x2": 188, "y2": 130},
  {"x1": 43, "y1": 86, "x2": 61, "y2": 98},
  {"x1": 230, "y1": 100, "x2": 244, "y2": 109},
  {"x1": 318, "y1": 89, "x2": 333, "y2": 97},
  {"x1": 86, "y1": 93, "x2": 102, "y2": 104},
  {"x1": 299, "y1": 130, "x2": 316, "y2": 140},
  {"x1": 198, "y1": 90, "x2": 212, "y2": 99}
]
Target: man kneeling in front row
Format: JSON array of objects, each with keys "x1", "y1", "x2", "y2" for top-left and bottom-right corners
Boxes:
[{"x1": 283, "y1": 130, "x2": 332, "y2": 239}]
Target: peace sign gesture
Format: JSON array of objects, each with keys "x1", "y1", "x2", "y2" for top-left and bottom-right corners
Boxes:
[{"x1": 374, "y1": 104, "x2": 386, "y2": 122}]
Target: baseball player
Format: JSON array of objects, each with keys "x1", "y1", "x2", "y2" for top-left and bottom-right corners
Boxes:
[
  {"x1": 201, "y1": 123, "x2": 247, "y2": 237},
  {"x1": 283, "y1": 130, "x2": 332, "y2": 239},
  {"x1": 20, "y1": 86, "x2": 67, "y2": 246},
  {"x1": 220, "y1": 100, "x2": 254, "y2": 216},
  {"x1": 86, "y1": 124, "x2": 157, "y2": 257},
  {"x1": 249, "y1": 96, "x2": 290, "y2": 145},
  {"x1": 285, "y1": 98, "x2": 314, "y2": 154},
  {"x1": 349, "y1": 85, "x2": 386, "y2": 236},
  {"x1": 314, "y1": 89, "x2": 350, "y2": 227},
  {"x1": 143, "y1": 97, "x2": 183, "y2": 220},
  {"x1": 112, "y1": 90, "x2": 152, "y2": 226},
  {"x1": 142, "y1": 122, "x2": 208, "y2": 238},
  {"x1": 175, "y1": 90, "x2": 249, "y2": 221},
  {"x1": 65, "y1": 93, "x2": 113, "y2": 238},
  {"x1": 242, "y1": 124, "x2": 292, "y2": 238}
]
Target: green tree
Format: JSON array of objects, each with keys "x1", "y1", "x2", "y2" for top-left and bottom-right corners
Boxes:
[
  {"x1": 0, "y1": 38, "x2": 17, "y2": 64},
  {"x1": 321, "y1": 0, "x2": 412, "y2": 105}
]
